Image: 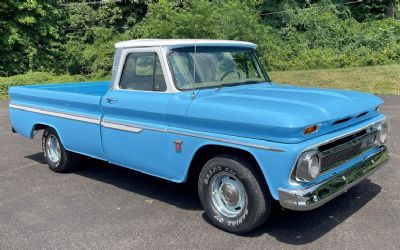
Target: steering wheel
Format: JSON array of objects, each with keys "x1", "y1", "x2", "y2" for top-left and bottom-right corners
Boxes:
[{"x1": 220, "y1": 69, "x2": 241, "y2": 81}]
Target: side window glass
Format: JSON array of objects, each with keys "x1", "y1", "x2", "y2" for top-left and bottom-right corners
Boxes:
[
  {"x1": 169, "y1": 53, "x2": 192, "y2": 88},
  {"x1": 119, "y1": 52, "x2": 167, "y2": 91}
]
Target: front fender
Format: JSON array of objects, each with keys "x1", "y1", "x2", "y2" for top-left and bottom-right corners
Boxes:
[{"x1": 165, "y1": 128, "x2": 299, "y2": 200}]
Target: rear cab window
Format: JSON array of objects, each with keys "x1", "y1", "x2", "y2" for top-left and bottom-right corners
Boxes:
[{"x1": 119, "y1": 52, "x2": 167, "y2": 92}]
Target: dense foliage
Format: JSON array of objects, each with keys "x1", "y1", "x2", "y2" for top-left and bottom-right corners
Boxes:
[
  {"x1": 0, "y1": 72, "x2": 94, "y2": 96},
  {"x1": 0, "y1": 0, "x2": 64, "y2": 76},
  {"x1": 0, "y1": 0, "x2": 399, "y2": 77}
]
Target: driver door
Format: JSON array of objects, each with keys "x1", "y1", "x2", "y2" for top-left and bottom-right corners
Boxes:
[{"x1": 101, "y1": 48, "x2": 172, "y2": 179}]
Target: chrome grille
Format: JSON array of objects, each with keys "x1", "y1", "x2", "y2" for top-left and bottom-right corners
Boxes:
[{"x1": 319, "y1": 131, "x2": 376, "y2": 172}]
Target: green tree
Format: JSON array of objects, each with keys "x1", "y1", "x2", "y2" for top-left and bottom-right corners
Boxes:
[
  {"x1": 139, "y1": 0, "x2": 264, "y2": 41},
  {"x1": 331, "y1": 0, "x2": 399, "y2": 21},
  {"x1": 60, "y1": 0, "x2": 150, "y2": 75},
  {"x1": 0, "y1": 0, "x2": 63, "y2": 76}
]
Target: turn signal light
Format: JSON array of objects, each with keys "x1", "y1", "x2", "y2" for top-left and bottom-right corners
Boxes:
[{"x1": 304, "y1": 125, "x2": 318, "y2": 135}]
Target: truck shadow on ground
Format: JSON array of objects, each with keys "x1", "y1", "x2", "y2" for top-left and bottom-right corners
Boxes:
[
  {"x1": 26, "y1": 152, "x2": 382, "y2": 245},
  {"x1": 25, "y1": 152, "x2": 202, "y2": 211},
  {"x1": 243, "y1": 179, "x2": 381, "y2": 244}
]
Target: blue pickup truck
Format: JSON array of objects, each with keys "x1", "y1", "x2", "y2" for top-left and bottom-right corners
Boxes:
[{"x1": 9, "y1": 39, "x2": 389, "y2": 234}]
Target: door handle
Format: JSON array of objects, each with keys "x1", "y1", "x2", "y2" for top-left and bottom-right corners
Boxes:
[{"x1": 106, "y1": 97, "x2": 118, "y2": 104}]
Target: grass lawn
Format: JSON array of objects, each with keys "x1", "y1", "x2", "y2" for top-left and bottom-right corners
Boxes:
[
  {"x1": 0, "y1": 72, "x2": 106, "y2": 98},
  {"x1": 270, "y1": 64, "x2": 400, "y2": 95},
  {"x1": 1, "y1": 64, "x2": 399, "y2": 98}
]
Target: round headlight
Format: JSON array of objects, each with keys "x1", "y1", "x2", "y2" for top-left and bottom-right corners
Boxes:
[
  {"x1": 376, "y1": 122, "x2": 388, "y2": 145},
  {"x1": 308, "y1": 155, "x2": 320, "y2": 179},
  {"x1": 295, "y1": 150, "x2": 321, "y2": 182}
]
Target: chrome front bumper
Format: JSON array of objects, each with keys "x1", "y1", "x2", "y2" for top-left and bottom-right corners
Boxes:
[{"x1": 278, "y1": 145, "x2": 389, "y2": 211}]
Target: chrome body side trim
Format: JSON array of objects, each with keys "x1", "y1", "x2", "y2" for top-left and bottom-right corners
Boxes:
[
  {"x1": 99, "y1": 123, "x2": 285, "y2": 151},
  {"x1": 167, "y1": 129, "x2": 286, "y2": 152},
  {"x1": 101, "y1": 121, "x2": 144, "y2": 133},
  {"x1": 9, "y1": 103, "x2": 100, "y2": 124},
  {"x1": 279, "y1": 145, "x2": 388, "y2": 211},
  {"x1": 9, "y1": 103, "x2": 285, "y2": 152},
  {"x1": 101, "y1": 120, "x2": 165, "y2": 133}
]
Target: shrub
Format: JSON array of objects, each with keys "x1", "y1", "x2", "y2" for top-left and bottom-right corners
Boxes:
[{"x1": 0, "y1": 72, "x2": 104, "y2": 96}]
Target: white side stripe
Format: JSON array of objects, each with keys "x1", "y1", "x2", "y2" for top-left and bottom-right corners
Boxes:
[
  {"x1": 10, "y1": 103, "x2": 285, "y2": 152},
  {"x1": 101, "y1": 121, "x2": 143, "y2": 133},
  {"x1": 167, "y1": 129, "x2": 286, "y2": 152},
  {"x1": 9, "y1": 103, "x2": 100, "y2": 124}
]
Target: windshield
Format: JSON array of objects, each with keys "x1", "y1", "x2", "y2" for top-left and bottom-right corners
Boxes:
[{"x1": 168, "y1": 47, "x2": 270, "y2": 90}]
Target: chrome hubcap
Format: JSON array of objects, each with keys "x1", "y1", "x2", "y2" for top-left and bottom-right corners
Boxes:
[
  {"x1": 210, "y1": 172, "x2": 247, "y2": 218},
  {"x1": 46, "y1": 135, "x2": 61, "y2": 163}
]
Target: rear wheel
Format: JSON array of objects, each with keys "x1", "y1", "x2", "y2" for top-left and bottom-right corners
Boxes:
[
  {"x1": 42, "y1": 128, "x2": 78, "y2": 173},
  {"x1": 198, "y1": 154, "x2": 273, "y2": 234}
]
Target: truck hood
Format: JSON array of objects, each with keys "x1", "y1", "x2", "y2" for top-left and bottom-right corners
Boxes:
[{"x1": 186, "y1": 83, "x2": 383, "y2": 143}]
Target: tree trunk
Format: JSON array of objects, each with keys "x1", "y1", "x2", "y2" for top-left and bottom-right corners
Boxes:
[{"x1": 385, "y1": 0, "x2": 395, "y2": 18}]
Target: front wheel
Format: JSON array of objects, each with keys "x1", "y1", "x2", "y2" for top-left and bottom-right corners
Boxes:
[
  {"x1": 42, "y1": 128, "x2": 78, "y2": 173},
  {"x1": 198, "y1": 154, "x2": 273, "y2": 234}
]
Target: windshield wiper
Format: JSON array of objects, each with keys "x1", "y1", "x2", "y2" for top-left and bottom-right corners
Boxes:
[
  {"x1": 214, "y1": 81, "x2": 262, "y2": 92},
  {"x1": 214, "y1": 82, "x2": 241, "y2": 92}
]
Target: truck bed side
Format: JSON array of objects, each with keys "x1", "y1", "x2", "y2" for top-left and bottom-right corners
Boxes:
[{"x1": 9, "y1": 81, "x2": 110, "y2": 160}]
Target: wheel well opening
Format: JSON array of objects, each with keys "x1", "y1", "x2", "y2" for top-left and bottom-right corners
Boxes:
[
  {"x1": 186, "y1": 145, "x2": 263, "y2": 185},
  {"x1": 31, "y1": 124, "x2": 49, "y2": 138}
]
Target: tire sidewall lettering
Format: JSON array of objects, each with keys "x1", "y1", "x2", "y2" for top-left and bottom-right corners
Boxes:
[
  {"x1": 202, "y1": 163, "x2": 248, "y2": 228},
  {"x1": 224, "y1": 167, "x2": 236, "y2": 176},
  {"x1": 42, "y1": 131, "x2": 48, "y2": 155},
  {"x1": 199, "y1": 156, "x2": 271, "y2": 233},
  {"x1": 213, "y1": 214, "x2": 224, "y2": 223},
  {"x1": 203, "y1": 166, "x2": 237, "y2": 185},
  {"x1": 42, "y1": 136, "x2": 47, "y2": 157},
  {"x1": 227, "y1": 208, "x2": 248, "y2": 227}
]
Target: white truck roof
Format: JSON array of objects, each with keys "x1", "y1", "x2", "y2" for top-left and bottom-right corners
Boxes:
[{"x1": 115, "y1": 39, "x2": 257, "y2": 49}]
